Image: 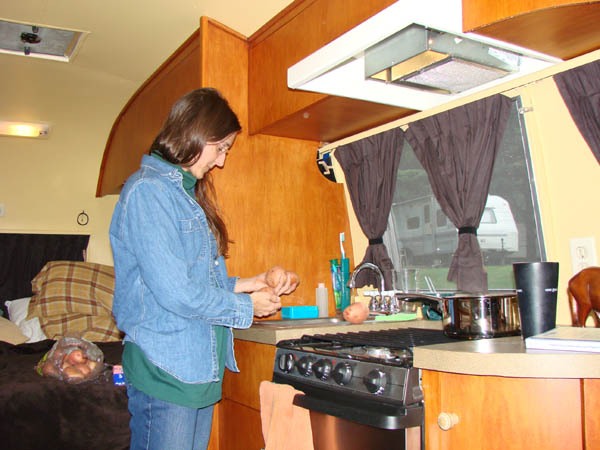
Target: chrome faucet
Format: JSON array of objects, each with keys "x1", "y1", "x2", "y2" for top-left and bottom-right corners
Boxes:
[{"x1": 348, "y1": 262, "x2": 385, "y2": 294}]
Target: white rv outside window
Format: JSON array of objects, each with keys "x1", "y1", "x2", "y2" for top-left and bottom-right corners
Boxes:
[
  {"x1": 481, "y1": 208, "x2": 497, "y2": 224},
  {"x1": 384, "y1": 97, "x2": 544, "y2": 292}
]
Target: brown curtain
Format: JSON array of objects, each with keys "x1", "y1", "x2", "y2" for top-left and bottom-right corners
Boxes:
[
  {"x1": 405, "y1": 94, "x2": 512, "y2": 292},
  {"x1": 334, "y1": 127, "x2": 404, "y2": 289},
  {"x1": 553, "y1": 59, "x2": 600, "y2": 164}
]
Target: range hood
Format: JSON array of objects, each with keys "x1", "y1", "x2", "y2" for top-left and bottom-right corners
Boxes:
[{"x1": 288, "y1": 0, "x2": 562, "y2": 111}]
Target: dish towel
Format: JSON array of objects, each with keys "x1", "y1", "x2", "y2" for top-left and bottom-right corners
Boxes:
[{"x1": 259, "y1": 380, "x2": 314, "y2": 450}]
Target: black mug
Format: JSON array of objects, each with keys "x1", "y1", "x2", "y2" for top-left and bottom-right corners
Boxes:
[{"x1": 513, "y1": 262, "x2": 559, "y2": 339}]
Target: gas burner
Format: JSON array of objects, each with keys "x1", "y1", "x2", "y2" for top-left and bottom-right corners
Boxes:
[
  {"x1": 366, "y1": 346, "x2": 413, "y2": 364},
  {"x1": 366, "y1": 347, "x2": 392, "y2": 359}
]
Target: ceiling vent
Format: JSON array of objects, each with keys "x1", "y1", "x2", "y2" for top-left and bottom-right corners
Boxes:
[{"x1": 0, "y1": 19, "x2": 87, "y2": 62}]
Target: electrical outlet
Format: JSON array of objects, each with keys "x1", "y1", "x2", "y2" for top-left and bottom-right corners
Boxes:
[
  {"x1": 0, "y1": 204, "x2": 4, "y2": 217},
  {"x1": 570, "y1": 237, "x2": 598, "y2": 273}
]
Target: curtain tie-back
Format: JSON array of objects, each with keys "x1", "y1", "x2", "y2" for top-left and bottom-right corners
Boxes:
[
  {"x1": 458, "y1": 227, "x2": 477, "y2": 235},
  {"x1": 369, "y1": 237, "x2": 384, "y2": 245}
]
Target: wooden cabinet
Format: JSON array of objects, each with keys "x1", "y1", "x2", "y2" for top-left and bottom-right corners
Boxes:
[
  {"x1": 217, "y1": 339, "x2": 277, "y2": 450},
  {"x1": 462, "y1": 0, "x2": 600, "y2": 59},
  {"x1": 247, "y1": 0, "x2": 411, "y2": 142},
  {"x1": 96, "y1": 31, "x2": 202, "y2": 196},
  {"x1": 421, "y1": 370, "x2": 591, "y2": 450}
]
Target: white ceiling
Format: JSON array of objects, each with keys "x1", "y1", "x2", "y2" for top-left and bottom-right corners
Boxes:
[{"x1": 1, "y1": 0, "x2": 293, "y2": 85}]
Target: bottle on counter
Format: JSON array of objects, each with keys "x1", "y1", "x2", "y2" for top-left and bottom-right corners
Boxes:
[{"x1": 316, "y1": 283, "x2": 329, "y2": 317}]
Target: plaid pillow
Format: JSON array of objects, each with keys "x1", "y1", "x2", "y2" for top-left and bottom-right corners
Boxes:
[{"x1": 27, "y1": 261, "x2": 122, "y2": 342}]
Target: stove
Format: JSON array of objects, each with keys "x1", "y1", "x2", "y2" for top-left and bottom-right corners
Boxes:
[{"x1": 272, "y1": 327, "x2": 455, "y2": 431}]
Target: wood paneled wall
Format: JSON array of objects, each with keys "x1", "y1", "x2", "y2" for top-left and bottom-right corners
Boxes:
[{"x1": 203, "y1": 18, "x2": 353, "y2": 316}]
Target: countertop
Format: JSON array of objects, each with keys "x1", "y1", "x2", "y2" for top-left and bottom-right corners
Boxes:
[
  {"x1": 234, "y1": 319, "x2": 600, "y2": 379},
  {"x1": 413, "y1": 334, "x2": 600, "y2": 379},
  {"x1": 233, "y1": 318, "x2": 441, "y2": 345}
]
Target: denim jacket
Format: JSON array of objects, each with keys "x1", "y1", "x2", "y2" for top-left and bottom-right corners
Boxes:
[{"x1": 110, "y1": 155, "x2": 254, "y2": 383}]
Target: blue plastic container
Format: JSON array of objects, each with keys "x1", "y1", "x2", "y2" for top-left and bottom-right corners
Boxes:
[{"x1": 281, "y1": 306, "x2": 319, "y2": 319}]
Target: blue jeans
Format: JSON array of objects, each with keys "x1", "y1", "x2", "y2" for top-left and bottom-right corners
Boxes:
[{"x1": 126, "y1": 382, "x2": 214, "y2": 450}]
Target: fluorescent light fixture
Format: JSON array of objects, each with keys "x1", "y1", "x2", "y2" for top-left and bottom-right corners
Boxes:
[
  {"x1": 288, "y1": 0, "x2": 562, "y2": 111},
  {"x1": 0, "y1": 120, "x2": 50, "y2": 138}
]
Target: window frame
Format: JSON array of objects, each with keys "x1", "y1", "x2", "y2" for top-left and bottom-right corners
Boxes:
[{"x1": 383, "y1": 96, "x2": 547, "y2": 291}]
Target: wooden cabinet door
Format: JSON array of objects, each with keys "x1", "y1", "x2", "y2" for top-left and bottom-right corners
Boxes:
[
  {"x1": 583, "y1": 379, "x2": 600, "y2": 449},
  {"x1": 422, "y1": 370, "x2": 583, "y2": 450},
  {"x1": 218, "y1": 340, "x2": 277, "y2": 450}
]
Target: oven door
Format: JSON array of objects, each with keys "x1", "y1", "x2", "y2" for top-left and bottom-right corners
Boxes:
[{"x1": 291, "y1": 393, "x2": 423, "y2": 450}]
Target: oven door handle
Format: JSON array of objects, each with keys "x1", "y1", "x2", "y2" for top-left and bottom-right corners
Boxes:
[{"x1": 292, "y1": 393, "x2": 423, "y2": 430}]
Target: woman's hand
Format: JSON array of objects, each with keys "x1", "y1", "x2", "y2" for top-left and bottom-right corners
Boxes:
[
  {"x1": 263, "y1": 266, "x2": 300, "y2": 296},
  {"x1": 269, "y1": 270, "x2": 299, "y2": 296},
  {"x1": 251, "y1": 290, "x2": 282, "y2": 318},
  {"x1": 234, "y1": 266, "x2": 300, "y2": 296},
  {"x1": 235, "y1": 274, "x2": 269, "y2": 294}
]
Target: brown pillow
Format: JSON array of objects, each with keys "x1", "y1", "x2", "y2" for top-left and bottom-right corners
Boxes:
[{"x1": 27, "y1": 261, "x2": 122, "y2": 342}]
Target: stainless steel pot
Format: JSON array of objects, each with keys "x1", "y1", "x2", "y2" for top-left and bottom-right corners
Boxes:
[{"x1": 398, "y1": 291, "x2": 521, "y2": 339}]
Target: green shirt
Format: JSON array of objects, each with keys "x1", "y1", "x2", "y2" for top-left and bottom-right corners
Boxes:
[
  {"x1": 121, "y1": 151, "x2": 228, "y2": 408},
  {"x1": 122, "y1": 331, "x2": 226, "y2": 408}
]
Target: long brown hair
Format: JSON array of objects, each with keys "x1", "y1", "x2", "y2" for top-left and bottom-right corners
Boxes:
[{"x1": 150, "y1": 88, "x2": 241, "y2": 257}]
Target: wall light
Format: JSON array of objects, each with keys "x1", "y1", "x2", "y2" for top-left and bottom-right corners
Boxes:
[{"x1": 0, "y1": 120, "x2": 50, "y2": 138}]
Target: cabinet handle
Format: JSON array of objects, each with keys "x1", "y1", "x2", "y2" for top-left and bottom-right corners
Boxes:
[{"x1": 437, "y1": 412, "x2": 459, "y2": 431}]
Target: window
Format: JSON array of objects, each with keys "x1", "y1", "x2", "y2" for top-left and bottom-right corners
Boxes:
[
  {"x1": 406, "y1": 216, "x2": 420, "y2": 230},
  {"x1": 384, "y1": 97, "x2": 544, "y2": 291},
  {"x1": 436, "y1": 210, "x2": 447, "y2": 228}
]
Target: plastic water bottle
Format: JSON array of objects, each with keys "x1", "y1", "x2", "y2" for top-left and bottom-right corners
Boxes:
[{"x1": 316, "y1": 283, "x2": 329, "y2": 317}]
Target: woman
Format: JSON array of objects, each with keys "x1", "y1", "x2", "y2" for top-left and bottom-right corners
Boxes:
[{"x1": 110, "y1": 88, "x2": 295, "y2": 450}]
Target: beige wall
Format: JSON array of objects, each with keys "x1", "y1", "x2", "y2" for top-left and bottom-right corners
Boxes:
[
  {"x1": 521, "y1": 77, "x2": 600, "y2": 325},
  {"x1": 331, "y1": 50, "x2": 600, "y2": 326},
  {"x1": 0, "y1": 54, "x2": 134, "y2": 264}
]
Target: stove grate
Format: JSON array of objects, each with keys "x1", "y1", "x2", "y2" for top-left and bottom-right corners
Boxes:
[{"x1": 303, "y1": 327, "x2": 454, "y2": 350}]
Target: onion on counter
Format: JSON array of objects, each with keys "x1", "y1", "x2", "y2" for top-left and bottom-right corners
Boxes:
[{"x1": 342, "y1": 302, "x2": 370, "y2": 324}]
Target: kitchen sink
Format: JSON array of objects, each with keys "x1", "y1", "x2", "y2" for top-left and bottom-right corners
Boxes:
[{"x1": 251, "y1": 316, "x2": 377, "y2": 328}]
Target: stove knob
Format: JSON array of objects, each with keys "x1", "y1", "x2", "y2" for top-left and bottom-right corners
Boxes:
[
  {"x1": 312, "y1": 359, "x2": 333, "y2": 380},
  {"x1": 278, "y1": 353, "x2": 295, "y2": 373},
  {"x1": 363, "y1": 369, "x2": 387, "y2": 394},
  {"x1": 296, "y1": 356, "x2": 316, "y2": 377},
  {"x1": 332, "y1": 362, "x2": 353, "y2": 385}
]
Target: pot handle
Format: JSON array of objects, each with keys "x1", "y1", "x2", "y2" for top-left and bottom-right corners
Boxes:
[{"x1": 394, "y1": 293, "x2": 444, "y2": 315}]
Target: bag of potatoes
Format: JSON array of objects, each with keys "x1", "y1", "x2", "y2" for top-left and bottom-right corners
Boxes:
[{"x1": 36, "y1": 336, "x2": 104, "y2": 384}]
